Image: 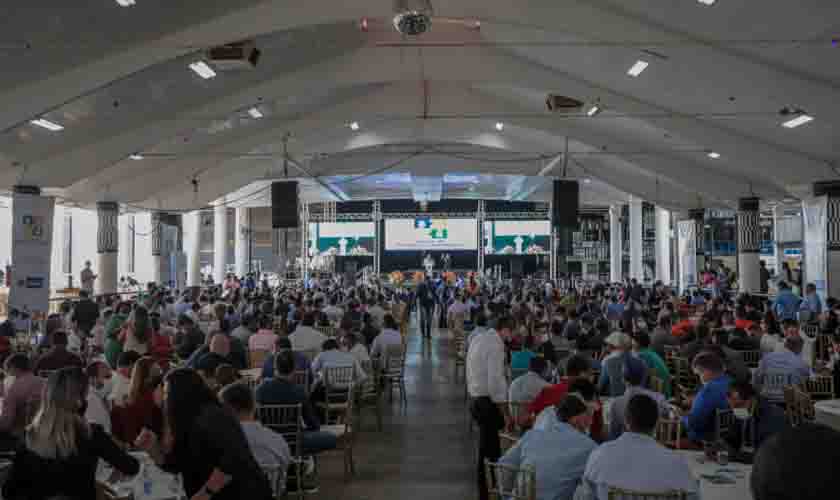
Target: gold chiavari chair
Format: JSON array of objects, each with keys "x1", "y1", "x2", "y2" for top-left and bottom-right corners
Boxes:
[
  {"x1": 607, "y1": 487, "x2": 688, "y2": 500},
  {"x1": 756, "y1": 373, "x2": 793, "y2": 404},
  {"x1": 714, "y1": 408, "x2": 736, "y2": 443},
  {"x1": 255, "y1": 404, "x2": 305, "y2": 499},
  {"x1": 801, "y1": 376, "x2": 835, "y2": 401},
  {"x1": 655, "y1": 418, "x2": 682, "y2": 449},
  {"x1": 672, "y1": 356, "x2": 698, "y2": 397},
  {"x1": 484, "y1": 460, "x2": 537, "y2": 500},
  {"x1": 290, "y1": 370, "x2": 310, "y2": 396},
  {"x1": 382, "y1": 344, "x2": 408, "y2": 406},
  {"x1": 317, "y1": 366, "x2": 356, "y2": 423},
  {"x1": 740, "y1": 350, "x2": 762, "y2": 369},
  {"x1": 321, "y1": 387, "x2": 356, "y2": 481},
  {"x1": 794, "y1": 386, "x2": 816, "y2": 424},
  {"x1": 783, "y1": 385, "x2": 800, "y2": 427},
  {"x1": 356, "y1": 360, "x2": 383, "y2": 431}
]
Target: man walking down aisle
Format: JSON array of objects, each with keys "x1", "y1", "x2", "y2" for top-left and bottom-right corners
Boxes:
[{"x1": 467, "y1": 313, "x2": 510, "y2": 500}]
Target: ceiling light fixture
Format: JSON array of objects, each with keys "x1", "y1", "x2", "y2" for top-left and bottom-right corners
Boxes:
[
  {"x1": 116, "y1": 0, "x2": 136, "y2": 6},
  {"x1": 129, "y1": 153, "x2": 144, "y2": 160},
  {"x1": 349, "y1": 121, "x2": 360, "y2": 131},
  {"x1": 707, "y1": 151, "x2": 721, "y2": 159},
  {"x1": 627, "y1": 60, "x2": 649, "y2": 77},
  {"x1": 189, "y1": 61, "x2": 217, "y2": 79},
  {"x1": 495, "y1": 122, "x2": 504, "y2": 131},
  {"x1": 247, "y1": 107, "x2": 263, "y2": 119},
  {"x1": 583, "y1": 178, "x2": 592, "y2": 184},
  {"x1": 587, "y1": 105, "x2": 602, "y2": 117},
  {"x1": 782, "y1": 114, "x2": 814, "y2": 129},
  {"x1": 697, "y1": 0, "x2": 716, "y2": 5},
  {"x1": 30, "y1": 118, "x2": 64, "y2": 131}
]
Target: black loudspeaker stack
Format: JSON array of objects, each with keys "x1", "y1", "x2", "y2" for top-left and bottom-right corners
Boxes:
[
  {"x1": 552, "y1": 180, "x2": 579, "y2": 228},
  {"x1": 271, "y1": 181, "x2": 299, "y2": 229}
]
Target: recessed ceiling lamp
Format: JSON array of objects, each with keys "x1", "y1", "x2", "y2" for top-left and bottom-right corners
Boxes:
[
  {"x1": 697, "y1": 0, "x2": 716, "y2": 5},
  {"x1": 583, "y1": 178, "x2": 592, "y2": 184},
  {"x1": 349, "y1": 121, "x2": 360, "y2": 131},
  {"x1": 247, "y1": 107, "x2": 263, "y2": 119},
  {"x1": 116, "y1": 0, "x2": 136, "y2": 6},
  {"x1": 30, "y1": 118, "x2": 64, "y2": 131},
  {"x1": 627, "y1": 60, "x2": 649, "y2": 77},
  {"x1": 782, "y1": 114, "x2": 814, "y2": 129},
  {"x1": 707, "y1": 151, "x2": 721, "y2": 159},
  {"x1": 495, "y1": 122, "x2": 504, "y2": 131},
  {"x1": 586, "y1": 104, "x2": 602, "y2": 117},
  {"x1": 189, "y1": 61, "x2": 217, "y2": 79},
  {"x1": 129, "y1": 153, "x2": 144, "y2": 160}
]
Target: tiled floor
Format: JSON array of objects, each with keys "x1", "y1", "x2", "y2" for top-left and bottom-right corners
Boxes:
[{"x1": 318, "y1": 323, "x2": 476, "y2": 500}]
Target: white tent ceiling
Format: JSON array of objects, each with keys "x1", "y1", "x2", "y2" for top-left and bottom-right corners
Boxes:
[{"x1": 1, "y1": 0, "x2": 838, "y2": 212}]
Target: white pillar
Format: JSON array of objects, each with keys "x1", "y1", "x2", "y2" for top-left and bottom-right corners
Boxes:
[
  {"x1": 185, "y1": 211, "x2": 202, "y2": 287},
  {"x1": 234, "y1": 207, "x2": 249, "y2": 278},
  {"x1": 609, "y1": 204, "x2": 623, "y2": 283},
  {"x1": 629, "y1": 197, "x2": 644, "y2": 282},
  {"x1": 655, "y1": 207, "x2": 672, "y2": 284},
  {"x1": 96, "y1": 201, "x2": 119, "y2": 295},
  {"x1": 150, "y1": 212, "x2": 163, "y2": 285},
  {"x1": 213, "y1": 203, "x2": 228, "y2": 284},
  {"x1": 738, "y1": 197, "x2": 761, "y2": 293}
]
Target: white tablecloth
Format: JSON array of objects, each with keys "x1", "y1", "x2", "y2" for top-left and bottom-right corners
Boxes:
[
  {"x1": 814, "y1": 399, "x2": 840, "y2": 432},
  {"x1": 97, "y1": 452, "x2": 184, "y2": 500},
  {"x1": 679, "y1": 450, "x2": 752, "y2": 500}
]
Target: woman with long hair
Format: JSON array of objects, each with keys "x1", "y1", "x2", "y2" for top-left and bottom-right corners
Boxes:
[
  {"x1": 2, "y1": 368, "x2": 139, "y2": 500},
  {"x1": 111, "y1": 356, "x2": 163, "y2": 445},
  {"x1": 136, "y1": 368, "x2": 272, "y2": 500},
  {"x1": 121, "y1": 305, "x2": 152, "y2": 355}
]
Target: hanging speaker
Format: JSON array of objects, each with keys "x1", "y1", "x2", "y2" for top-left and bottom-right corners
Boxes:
[
  {"x1": 553, "y1": 180, "x2": 579, "y2": 228},
  {"x1": 271, "y1": 181, "x2": 299, "y2": 229}
]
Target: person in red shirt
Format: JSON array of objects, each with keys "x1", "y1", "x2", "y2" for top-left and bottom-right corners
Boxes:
[
  {"x1": 529, "y1": 354, "x2": 605, "y2": 441},
  {"x1": 734, "y1": 307, "x2": 754, "y2": 332},
  {"x1": 671, "y1": 310, "x2": 694, "y2": 338},
  {"x1": 110, "y1": 356, "x2": 163, "y2": 445},
  {"x1": 148, "y1": 313, "x2": 173, "y2": 372}
]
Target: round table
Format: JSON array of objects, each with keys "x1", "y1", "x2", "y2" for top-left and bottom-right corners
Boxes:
[
  {"x1": 814, "y1": 399, "x2": 840, "y2": 432},
  {"x1": 679, "y1": 450, "x2": 753, "y2": 500}
]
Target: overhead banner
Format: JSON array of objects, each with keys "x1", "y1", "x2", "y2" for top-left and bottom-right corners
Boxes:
[
  {"x1": 9, "y1": 193, "x2": 55, "y2": 316},
  {"x1": 677, "y1": 220, "x2": 697, "y2": 293},
  {"x1": 802, "y1": 195, "x2": 827, "y2": 298}
]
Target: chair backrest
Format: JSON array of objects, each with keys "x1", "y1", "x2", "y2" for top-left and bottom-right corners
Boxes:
[
  {"x1": 816, "y1": 334, "x2": 834, "y2": 363},
  {"x1": 255, "y1": 404, "x2": 303, "y2": 456},
  {"x1": 324, "y1": 365, "x2": 356, "y2": 390},
  {"x1": 249, "y1": 349, "x2": 270, "y2": 370},
  {"x1": 793, "y1": 386, "x2": 815, "y2": 423},
  {"x1": 655, "y1": 419, "x2": 681, "y2": 449},
  {"x1": 714, "y1": 408, "x2": 736, "y2": 443},
  {"x1": 757, "y1": 372, "x2": 795, "y2": 402},
  {"x1": 672, "y1": 357, "x2": 698, "y2": 394},
  {"x1": 259, "y1": 463, "x2": 287, "y2": 498},
  {"x1": 783, "y1": 385, "x2": 800, "y2": 427},
  {"x1": 607, "y1": 486, "x2": 688, "y2": 499},
  {"x1": 484, "y1": 460, "x2": 537, "y2": 500},
  {"x1": 802, "y1": 324, "x2": 819, "y2": 338},
  {"x1": 802, "y1": 375, "x2": 834, "y2": 400},
  {"x1": 740, "y1": 350, "x2": 761, "y2": 369}
]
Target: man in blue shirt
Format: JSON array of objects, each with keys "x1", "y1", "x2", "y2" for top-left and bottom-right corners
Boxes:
[
  {"x1": 500, "y1": 379, "x2": 597, "y2": 500},
  {"x1": 681, "y1": 351, "x2": 731, "y2": 445},
  {"x1": 799, "y1": 282, "x2": 822, "y2": 322},
  {"x1": 773, "y1": 282, "x2": 801, "y2": 321}
]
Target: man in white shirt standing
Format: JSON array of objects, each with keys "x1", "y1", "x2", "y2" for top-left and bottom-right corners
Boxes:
[
  {"x1": 80, "y1": 261, "x2": 97, "y2": 294},
  {"x1": 466, "y1": 312, "x2": 510, "y2": 500},
  {"x1": 577, "y1": 394, "x2": 699, "y2": 500}
]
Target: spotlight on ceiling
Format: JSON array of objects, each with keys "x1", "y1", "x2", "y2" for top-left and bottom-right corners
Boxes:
[
  {"x1": 29, "y1": 118, "x2": 64, "y2": 131},
  {"x1": 393, "y1": 0, "x2": 433, "y2": 36},
  {"x1": 707, "y1": 151, "x2": 721, "y2": 159},
  {"x1": 583, "y1": 178, "x2": 592, "y2": 184},
  {"x1": 116, "y1": 0, "x2": 136, "y2": 6},
  {"x1": 697, "y1": 0, "x2": 716, "y2": 5},
  {"x1": 586, "y1": 104, "x2": 602, "y2": 117},
  {"x1": 247, "y1": 107, "x2": 263, "y2": 119},
  {"x1": 129, "y1": 153, "x2": 144, "y2": 160},
  {"x1": 349, "y1": 121, "x2": 360, "y2": 131},
  {"x1": 627, "y1": 60, "x2": 649, "y2": 77},
  {"x1": 495, "y1": 122, "x2": 504, "y2": 131},
  {"x1": 189, "y1": 61, "x2": 217, "y2": 79}
]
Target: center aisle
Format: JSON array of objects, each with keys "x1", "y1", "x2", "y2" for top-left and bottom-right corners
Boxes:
[{"x1": 319, "y1": 318, "x2": 475, "y2": 499}]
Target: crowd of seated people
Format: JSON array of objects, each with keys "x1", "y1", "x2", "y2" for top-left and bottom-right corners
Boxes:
[
  {"x1": 0, "y1": 275, "x2": 414, "y2": 499},
  {"x1": 463, "y1": 272, "x2": 840, "y2": 500}
]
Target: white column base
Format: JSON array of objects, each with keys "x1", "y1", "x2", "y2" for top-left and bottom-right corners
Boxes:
[{"x1": 96, "y1": 252, "x2": 118, "y2": 295}]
